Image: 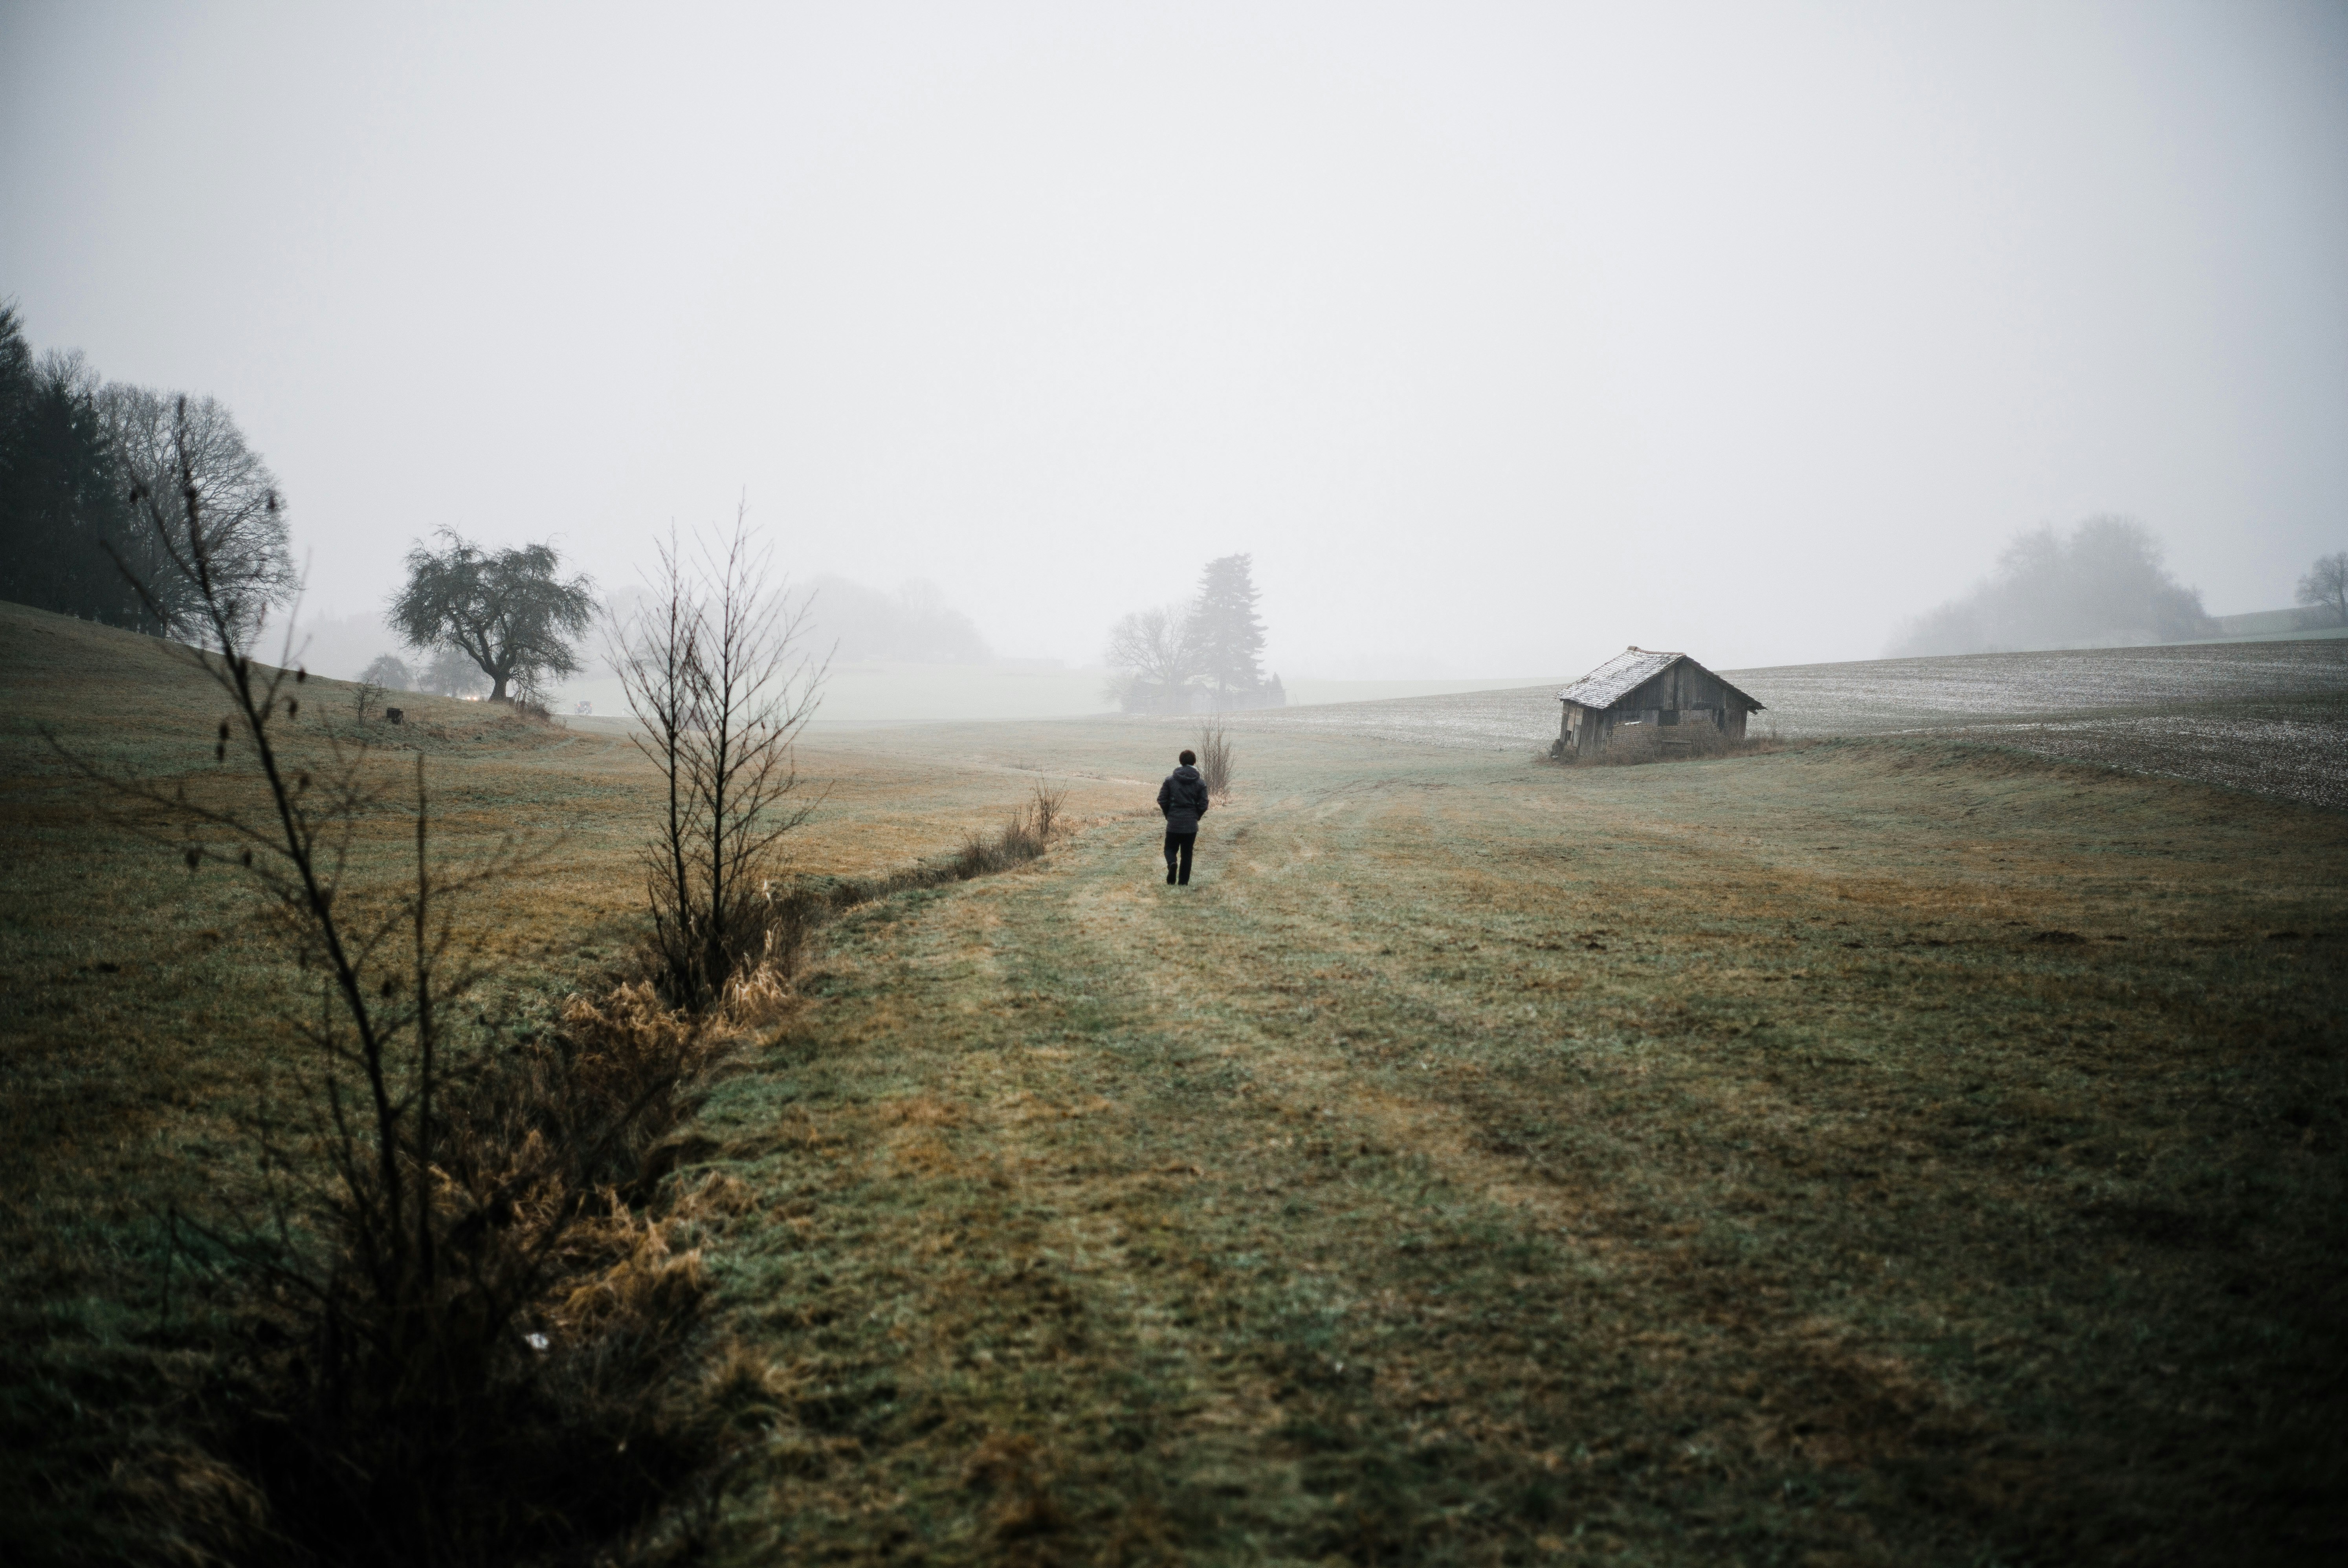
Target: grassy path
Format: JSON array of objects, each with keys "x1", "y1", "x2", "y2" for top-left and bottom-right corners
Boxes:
[{"x1": 685, "y1": 742, "x2": 2347, "y2": 1565}]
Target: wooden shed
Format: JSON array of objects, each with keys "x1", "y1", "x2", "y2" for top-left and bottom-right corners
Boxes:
[{"x1": 1553, "y1": 647, "x2": 1764, "y2": 759}]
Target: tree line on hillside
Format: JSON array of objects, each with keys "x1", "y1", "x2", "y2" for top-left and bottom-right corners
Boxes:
[
  {"x1": 1891, "y1": 516, "x2": 2218, "y2": 657},
  {"x1": 0, "y1": 302, "x2": 295, "y2": 641},
  {"x1": 0, "y1": 302, "x2": 606, "y2": 707},
  {"x1": 1105, "y1": 553, "x2": 1286, "y2": 714}
]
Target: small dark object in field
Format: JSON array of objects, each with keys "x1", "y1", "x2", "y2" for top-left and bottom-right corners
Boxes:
[
  {"x1": 2267, "y1": 930, "x2": 2303, "y2": 940},
  {"x1": 1842, "y1": 940, "x2": 1863, "y2": 948},
  {"x1": 2030, "y1": 930, "x2": 2087, "y2": 945},
  {"x1": 385, "y1": 707, "x2": 403, "y2": 724}
]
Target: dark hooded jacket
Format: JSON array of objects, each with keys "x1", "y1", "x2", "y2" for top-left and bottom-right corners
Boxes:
[{"x1": 1157, "y1": 765, "x2": 1210, "y2": 834}]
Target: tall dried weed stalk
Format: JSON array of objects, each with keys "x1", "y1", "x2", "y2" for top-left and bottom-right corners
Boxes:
[
  {"x1": 55, "y1": 407, "x2": 738, "y2": 1564},
  {"x1": 612, "y1": 511, "x2": 826, "y2": 1012},
  {"x1": 1195, "y1": 721, "x2": 1234, "y2": 800}
]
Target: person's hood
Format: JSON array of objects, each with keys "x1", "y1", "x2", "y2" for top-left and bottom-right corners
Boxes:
[{"x1": 1170, "y1": 765, "x2": 1202, "y2": 780}]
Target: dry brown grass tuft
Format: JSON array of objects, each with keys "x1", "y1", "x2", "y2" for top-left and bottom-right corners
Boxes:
[{"x1": 1550, "y1": 720, "x2": 1795, "y2": 766}]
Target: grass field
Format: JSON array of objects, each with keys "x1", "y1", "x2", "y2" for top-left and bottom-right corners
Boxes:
[
  {"x1": 4, "y1": 601, "x2": 2345, "y2": 1564},
  {"x1": 1255, "y1": 639, "x2": 2348, "y2": 813}
]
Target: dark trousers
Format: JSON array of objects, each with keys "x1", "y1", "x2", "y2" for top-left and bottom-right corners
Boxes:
[{"x1": 1164, "y1": 830, "x2": 1196, "y2": 884}]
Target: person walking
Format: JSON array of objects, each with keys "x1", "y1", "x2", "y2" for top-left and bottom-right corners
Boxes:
[{"x1": 1157, "y1": 748, "x2": 1210, "y2": 885}]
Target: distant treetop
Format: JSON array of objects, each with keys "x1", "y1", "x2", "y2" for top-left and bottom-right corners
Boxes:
[
  {"x1": 0, "y1": 301, "x2": 294, "y2": 642},
  {"x1": 1891, "y1": 517, "x2": 2216, "y2": 657}
]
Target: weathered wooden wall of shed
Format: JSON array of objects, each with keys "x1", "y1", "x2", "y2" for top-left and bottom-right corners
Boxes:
[
  {"x1": 1608, "y1": 662, "x2": 1757, "y2": 731},
  {"x1": 1559, "y1": 700, "x2": 1609, "y2": 758},
  {"x1": 1616, "y1": 663, "x2": 1726, "y2": 712}
]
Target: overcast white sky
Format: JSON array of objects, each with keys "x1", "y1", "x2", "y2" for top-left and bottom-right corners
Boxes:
[{"x1": 5, "y1": 1, "x2": 2343, "y2": 676}]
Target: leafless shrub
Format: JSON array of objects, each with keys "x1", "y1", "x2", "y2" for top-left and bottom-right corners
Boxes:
[
  {"x1": 953, "y1": 781, "x2": 1066, "y2": 880},
  {"x1": 1027, "y1": 778, "x2": 1066, "y2": 841},
  {"x1": 1195, "y1": 722, "x2": 1234, "y2": 799},
  {"x1": 611, "y1": 510, "x2": 827, "y2": 1013}
]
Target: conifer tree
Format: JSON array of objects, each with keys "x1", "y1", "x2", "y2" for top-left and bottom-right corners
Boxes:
[
  {"x1": 0, "y1": 302, "x2": 296, "y2": 638},
  {"x1": 1188, "y1": 553, "x2": 1267, "y2": 701}
]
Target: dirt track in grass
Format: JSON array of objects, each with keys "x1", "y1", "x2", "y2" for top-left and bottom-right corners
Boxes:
[{"x1": 674, "y1": 726, "x2": 2348, "y2": 1565}]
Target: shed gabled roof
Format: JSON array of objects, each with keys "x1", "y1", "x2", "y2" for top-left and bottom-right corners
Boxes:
[{"x1": 1556, "y1": 647, "x2": 1763, "y2": 712}]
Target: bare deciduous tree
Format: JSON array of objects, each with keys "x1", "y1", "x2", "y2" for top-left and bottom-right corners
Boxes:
[
  {"x1": 612, "y1": 511, "x2": 826, "y2": 1010},
  {"x1": 1104, "y1": 602, "x2": 1203, "y2": 714},
  {"x1": 2297, "y1": 551, "x2": 2348, "y2": 626},
  {"x1": 0, "y1": 306, "x2": 295, "y2": 637},
  {"x1": 100, "y1": 385, "x2": 298, "y2": 643}
]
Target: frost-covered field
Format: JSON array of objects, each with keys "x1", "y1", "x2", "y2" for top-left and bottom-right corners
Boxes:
[
  {"x1": 1732, "y1": 640, "x2": 2348, "y2": 734},
  {"x1": 1232, "y1": 639, "x2": 2348, "y2": 809}
]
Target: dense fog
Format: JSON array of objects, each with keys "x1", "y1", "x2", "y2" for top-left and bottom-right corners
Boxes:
[
  {"x1": 802, "y1": 577, "x2": 991, "y2": 666},
  {"x1": 4, "y1": 3, "x2": 2344, "y2": 679},
  {"x1": 1890, "y1": 518, "x2": 2217, "y2": 657}
]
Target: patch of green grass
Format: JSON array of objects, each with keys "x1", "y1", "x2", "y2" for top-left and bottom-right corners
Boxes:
[{"x1": 7, "y1": 601, "x2": 2345, "y2": 1563}]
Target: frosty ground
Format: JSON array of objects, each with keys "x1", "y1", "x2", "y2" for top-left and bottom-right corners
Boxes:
[{"x1": 4, "y1": 604, "x2": 2342, "y2": 1565}]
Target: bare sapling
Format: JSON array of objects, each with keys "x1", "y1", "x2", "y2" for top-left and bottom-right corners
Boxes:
[
  {"x1": 613, "y1": 508, "x2": 827, "y2": 1011},
  {"x1": 51, "y1": 401, "x2": 726, "y2": 1562},
  {"x1": 352, "y1": 674, "x2": 385, "y2": 725},
  {"x1": 1029, "y1": 777, "x2": 1065, "y2": 841},
  {"x1": 52, "y1": 403, "x2": 514, "y2": 1544}
]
